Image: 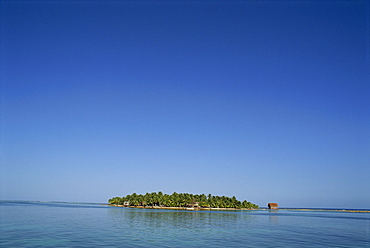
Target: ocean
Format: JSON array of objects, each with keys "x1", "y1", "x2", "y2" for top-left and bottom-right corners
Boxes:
[{"x1": 0, "y1": 201, "x2": 369, "y2": 247}]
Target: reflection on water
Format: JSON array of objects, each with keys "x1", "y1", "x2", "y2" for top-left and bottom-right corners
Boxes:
[
  {"x1": 268, "y1": 209, "x2": 279, "y2": 224},
  {"x1": 109, "y1": 208, "x2": 257, "y2": 227},
  {"x1": 107, "y1": 208, "x2": 259, "y2": 246},
  {"x1": 109, "y1": 208, "x2": 255, "y2": 230}
]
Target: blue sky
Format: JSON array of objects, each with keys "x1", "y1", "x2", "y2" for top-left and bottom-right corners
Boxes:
[{"x1": 1, "y1": 0, "x2": 369, "y2": 208}]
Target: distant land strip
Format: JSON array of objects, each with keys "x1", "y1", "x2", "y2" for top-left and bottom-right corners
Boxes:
[
  {"x1": 276, "y1": 208, "x2": 370, "y2": 213},
  {"x1": 106, "y1": 205, "x2": 369, "y2": 213}
]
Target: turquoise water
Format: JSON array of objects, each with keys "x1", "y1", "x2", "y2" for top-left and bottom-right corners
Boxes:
[{"x1": 0, "y1": 201, "x2": 369, "y2": 247}]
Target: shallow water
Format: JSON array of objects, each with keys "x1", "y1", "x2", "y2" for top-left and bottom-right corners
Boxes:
[{"x1": 0, "y1": 201, "x2": 369, "y2": 247}]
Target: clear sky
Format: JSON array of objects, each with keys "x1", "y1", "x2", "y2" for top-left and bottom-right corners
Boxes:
[{"x1": 1, "y1": 0, "x2": 369, "y2": 209}]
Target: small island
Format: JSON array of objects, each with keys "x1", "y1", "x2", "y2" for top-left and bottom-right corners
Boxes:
[{"x1": 108, "y1": 191, "x2": 259, "y2": 210}]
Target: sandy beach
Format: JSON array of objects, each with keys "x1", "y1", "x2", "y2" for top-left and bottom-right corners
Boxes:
[{"x1": 108, "y1": 204, "x2": 258, "y2": 211}]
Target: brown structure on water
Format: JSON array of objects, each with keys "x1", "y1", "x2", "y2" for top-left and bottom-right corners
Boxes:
[{"x1": 268, "y1": 203, "x2": 278, "y2": 209}]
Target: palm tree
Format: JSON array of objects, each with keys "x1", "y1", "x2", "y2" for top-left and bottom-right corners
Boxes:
[{"x1": 110, "y1": 192, "x2": 258, "y2": 209}]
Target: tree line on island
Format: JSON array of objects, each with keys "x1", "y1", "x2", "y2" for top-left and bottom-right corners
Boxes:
[{"x1": 108, "y1": 191, "x2": 259, "y2": 209}]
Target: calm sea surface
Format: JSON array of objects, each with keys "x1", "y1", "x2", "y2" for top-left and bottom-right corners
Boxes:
[{"x1": 0, "y1": 201, "x2": 369, "y2": 247}]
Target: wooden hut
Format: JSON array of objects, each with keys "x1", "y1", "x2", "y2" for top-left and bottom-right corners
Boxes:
[
  {"x1": 187, "y1": 202, "x2": 199, "y2": 210},
  {"x1": 268, "y1": 203, "x2": 278, "y2": 209}
]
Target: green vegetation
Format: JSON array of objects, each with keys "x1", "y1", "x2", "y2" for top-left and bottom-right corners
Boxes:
[{"x1": 108, "y1": 191, "x2": 258, "y2": 209}]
